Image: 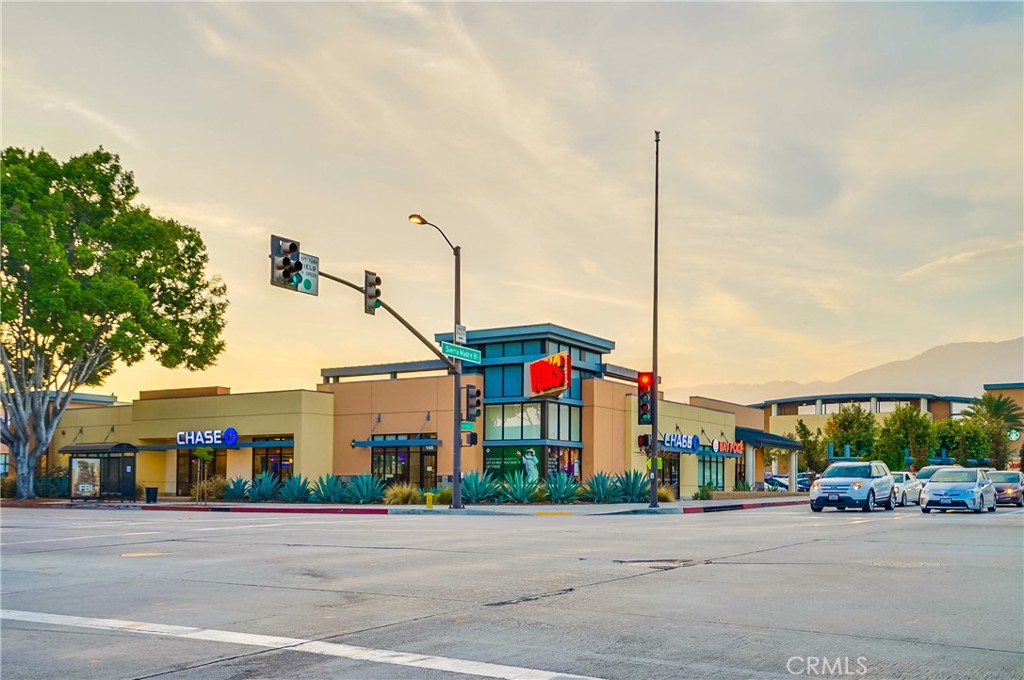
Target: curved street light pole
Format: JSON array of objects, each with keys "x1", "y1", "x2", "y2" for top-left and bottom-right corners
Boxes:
[{"x1": 409, "y1": 214, "x2": 464, "y2": 509}]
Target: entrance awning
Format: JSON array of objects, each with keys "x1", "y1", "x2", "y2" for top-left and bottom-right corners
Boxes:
[
  {"x1": 735, "y1": 427, "x2": 801, "y2": 451},
  {"x1": 60, "y1": 443, "x2": 138, "y2": 455}
]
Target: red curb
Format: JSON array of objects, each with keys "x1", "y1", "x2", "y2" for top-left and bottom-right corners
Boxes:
[
  {"x1": 139, "y1": 505, "x2": 389, "y2": 514},
  {"x1": 682, "y1": 507, "x2": 704, "y2": 513}
]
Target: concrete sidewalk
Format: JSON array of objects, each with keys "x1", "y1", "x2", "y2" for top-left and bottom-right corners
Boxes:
[{"x1": 8, "y1": 496, "x2": 810, "y2": 515}]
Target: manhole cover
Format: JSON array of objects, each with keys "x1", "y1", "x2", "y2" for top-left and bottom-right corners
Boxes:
[
  {"x1": 614, "y1": 559, "x2": 703, "y2": 570},
  {"x1": 871, "y1": 560, "x2": 939, "y2": 569}
]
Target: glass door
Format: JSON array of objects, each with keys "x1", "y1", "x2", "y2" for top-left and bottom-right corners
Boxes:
[{"x1": 420, "y1": 451, "x2": 437, "y2": 490}]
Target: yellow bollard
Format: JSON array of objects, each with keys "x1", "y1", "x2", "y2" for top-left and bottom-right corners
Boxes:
[{"x1": 425, "y1": 492, "x2": 434, "y2": 509}]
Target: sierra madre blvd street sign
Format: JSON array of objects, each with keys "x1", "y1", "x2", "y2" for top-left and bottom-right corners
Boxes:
[{"x1": 440, "y1": 341, "x2": 481, "y2": 364}]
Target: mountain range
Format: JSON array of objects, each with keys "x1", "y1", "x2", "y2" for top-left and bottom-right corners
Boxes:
[{"x1": 666, "y1": 337, "x2": 1024, "y2": 406}]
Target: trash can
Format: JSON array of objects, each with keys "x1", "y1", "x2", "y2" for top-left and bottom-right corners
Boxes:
[
  {"x1": 425, "y1": 492, "x2": 434, "y2": 509},
  {"x1": 145, "y1": 487, "x2": 158, "y2": 504}
]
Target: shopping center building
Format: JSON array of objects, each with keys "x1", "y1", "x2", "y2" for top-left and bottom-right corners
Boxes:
[{"x1": 42, "y1": 323, "x2": 796, "y2": 499}]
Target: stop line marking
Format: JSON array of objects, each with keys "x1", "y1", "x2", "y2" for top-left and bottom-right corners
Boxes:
[{"x1": 1, "y1": 609, "x2": 602, "y2": 680}]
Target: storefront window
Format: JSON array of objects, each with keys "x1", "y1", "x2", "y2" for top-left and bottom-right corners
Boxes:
[
  {"x1": 698, "y1": 454, "x2": 725, "y2": 490},
  {"x1": 522, "y1": 403, "x2": 541, "y2": 439},
  {"x1": 484, "y1": 405, "x2": 504, "y2": 440}
]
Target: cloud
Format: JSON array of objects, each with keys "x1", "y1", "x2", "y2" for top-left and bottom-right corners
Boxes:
[{"x1": 899, "y1": 237, "x2": 1024, "y2": 282}]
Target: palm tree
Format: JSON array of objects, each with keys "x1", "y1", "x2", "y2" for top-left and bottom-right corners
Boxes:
[{"x1": 963, "y1": 394, "x2": 1024, "y2": 469}]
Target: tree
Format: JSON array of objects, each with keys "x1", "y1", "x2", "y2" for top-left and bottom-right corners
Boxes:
[
  {"x1": 933, "y1": 418, "x2": 990, "y2": 467},
  {"x1": 962, "y1": 394, "x2": 1024, "y2": 470},
  {"x1": 789, "y1": 419, "x2": 828, "y2": 474},
  {"x1": 824, "y1": 403, "x2": 877, "y2": 459},
  {"x1": 875, "y1": 404, "x2": 935, "y2": 472},
  {"x1": 1, "y1": 147, "x2": 228, "y2": 499}
]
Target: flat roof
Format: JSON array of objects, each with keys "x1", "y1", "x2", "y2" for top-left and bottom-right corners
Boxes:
[
  {"x1": 751, "y1": 392, "x2": 976, "y2": 408},
  {"x1": 434, "y1": 323, "x2": 615, "y2": 354}
]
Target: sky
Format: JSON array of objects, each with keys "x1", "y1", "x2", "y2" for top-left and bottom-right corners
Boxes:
[{"x1": 2, "y1": 2, "x2": 1022, "y2": 403}]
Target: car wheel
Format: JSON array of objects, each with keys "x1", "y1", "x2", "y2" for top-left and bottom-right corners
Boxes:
[
  {"x1": 862, "y1": 491, "x2": 875, "y2": 512},
  {"x1": 837, "y1": 507, "x2": 846, "y2": 512},
  {"x1": 1017, "y1": 498, "x2": 1023, "y2": 508},
  {"x1": 921, "y1": 507, "x2": 931, "y2": 513},
  {"x1": 974, "y1": 498, "x2": 983, "y2": 514},
  {"x1": 884, "y1": 491, "x2": 896, "y2": 511},
  {"x1": 988, "y1": 497, "x2": 996, "y2": 512},
  {"x1": 811, "y1": 505, "x2": 823, "y2": 513},
  {"x1": 901, "y1": 492, "x2": 907, "y2": 507}
]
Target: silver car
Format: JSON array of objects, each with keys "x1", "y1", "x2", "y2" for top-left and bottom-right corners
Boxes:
[
  {"x1": 809, "y1": 461, "x2": 895, "y2": 513},
  {"x1": 920, "y1": 468, "x2": 997, "y2": 513},
  {"x1": 891, "y1": 471, "x2": 922, "y2": 506}
]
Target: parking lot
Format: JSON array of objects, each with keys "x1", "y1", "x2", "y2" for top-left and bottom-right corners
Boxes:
[{"x1": 2, "y1": 503, "x2": 1022, "y2": 679}]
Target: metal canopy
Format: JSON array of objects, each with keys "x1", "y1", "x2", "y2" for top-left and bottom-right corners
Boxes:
[{"x1": 60, "y1": 442, "x2": 138, "y2": 456}]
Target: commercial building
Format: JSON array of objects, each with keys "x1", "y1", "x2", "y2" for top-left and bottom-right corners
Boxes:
[{"x1": 44, "y1": 323, "x2": 791, "y2": 499}]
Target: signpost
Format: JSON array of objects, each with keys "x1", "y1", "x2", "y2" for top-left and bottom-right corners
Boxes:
[
  {"x1": 297, "y1": 253, "x2": 319, "y2": 296},
  {"x1": 440, "y1": 341, "x2": 481, "y2": 364}
]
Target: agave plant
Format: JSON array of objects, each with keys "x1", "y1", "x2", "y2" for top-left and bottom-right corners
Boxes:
[
  {"x1": 545, "y1": 472, "x2": 581, "y2": 504},
  {"x1": 461, "y1": 470, "x2": 500, "y2": 504},
  {"x1": 348, "y1": 474, "x2": 385, "y2": 504},
  {"x1": 248, "y1": 472, "x2": 282, "y2": 502},
  {"x1": 501, "y1": 470, "x2": 539, "y2": 504},
  {"x1": 582, "y1": 472, "x2": 623, "y2": 504},
  {"x1": 223, "y1": 476, "x2": 250, "y2": 500},
  {"x1": 311, "y1": 474, "x2": 348, "y2": 503},
  {"x1": 615, "y1": 469, "x2": 650, "y2": 503},
  {"x1": 279, "y1": 475, "x2": 311, "y2": 503}
]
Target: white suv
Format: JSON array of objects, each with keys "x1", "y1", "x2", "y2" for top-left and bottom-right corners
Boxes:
[{"x1": 809, "y1": 461, "x2": 896, "y2": 513}]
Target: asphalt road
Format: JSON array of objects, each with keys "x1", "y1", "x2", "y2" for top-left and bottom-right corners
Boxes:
[{"x1": 1, "y1": 504, "x2": 1022, "y2": 680}]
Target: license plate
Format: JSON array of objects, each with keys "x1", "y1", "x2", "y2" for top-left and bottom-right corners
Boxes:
[
  {"x1": 940, "y1": 498, "x2": 951, "y2": 505},
  {"x1": 828, "y1": 494, "x2": 839, "y2": 501}
]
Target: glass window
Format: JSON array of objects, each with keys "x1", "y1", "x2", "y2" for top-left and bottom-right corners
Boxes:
[
  {"x1": 522, "y1": 403, "x2": 542, "y2": 439},
  {"x1": 503, "y1": 404, "x2": 523, "y2": 440},
  {"x1": 571, "y1": 347, "x2": 582, "y2": 361},
  {"x1": 523, "y1": 340, "x2": 542, "y2": 355},
  {"x1": 558, "y1": 404, "x2": 570, "y2": 441},
  {"x1": 503, "y1": 364, "x2": 523, "y2": 397},
  {"x1": 484, "y1": 405, "x2": 504, "y2": 440},
  {"x1": 570, "y1": 407, "x2": 581, "y2": 441},
  {"x1": 504, "y1": 342, "x2": 523, "y2": 357},
  {"x1": 546, "y1": 402, "x2": 558, "y2": 439},
  {"x1": 484, "y1": 366, "x2": 503, "y2": 397},
  {"x1": 484, "y1": 344, "x2": 504, "y2": 358},
  {"x1": 570, "y1": 369, "x2": 582, "y2": 400}
]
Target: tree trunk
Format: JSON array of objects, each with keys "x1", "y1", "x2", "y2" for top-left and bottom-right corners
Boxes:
[{"x1": 14, "y1": 445, "x2": 37, "y2": 500}]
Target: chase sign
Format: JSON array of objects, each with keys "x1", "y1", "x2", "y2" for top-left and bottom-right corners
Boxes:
[{"x1": 176, "y1": 427, "x2": 239, "y2": 447}]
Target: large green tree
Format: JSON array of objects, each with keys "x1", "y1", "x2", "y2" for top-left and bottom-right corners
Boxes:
[
  {"x1": 1, "y1": 147, "x2": 228, "y2": 499},
  {"x1": 789, "y1": 419, "x2": 828, "y2": 474},
  {"x1": 962, "y1": 394, "x2": 1024, "y2": 470},
  {"x1": 933, "y1": 418, "x2": 990, "y2": 467},
  {"x1": 824, "y1": 403, "x2": 877, "y2": 459},
  {"x1": 874, "y1": 404, "x2": 935, "y2": 472}
]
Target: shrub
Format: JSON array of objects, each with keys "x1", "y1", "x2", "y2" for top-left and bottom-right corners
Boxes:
[
  {"x1": 433, "y1": 486, "x2": 453, "y2": 505},
  {"x1": 223, "y1": 476, "x2": 249, "y2": 500},
  {"x1": 734, "y1": 479, "x2": 752, "y2": 492},
  {"x1": 461, "y1": 470, "x2": 500, "y2": 504},
  {"x1": 135, "y1": 484, "x2": 145, "y2": 501},
  {"x1": 35, "y1": 474, "x2": 71, "y2": 498},
  {"x1": 349, "y1": 474, "x2": 385, "y2": 504},
  {"x1": 191, "y1": 475, "x2": 228, "y2": 502},
  {"x1": 657, "y1": 486, "x2": 676, "y2": 503},
  {"x1": 311, "y1": 474, "x2": 348, "y2": 503},
  {"x1": 582, "y1": 472, "x2": 623, "y2": 504},
  {"x1": 545, "y1": 472, "x2": 581, "y2": 504},
  {"x1": 500, "y1": 470, "x2": 539, "y2": 504},
  {"x1": 615, "y1": 470, "x2": 650, "y2": 503},
  {"x1": 384, "y1": 482, "x2": 423, "y2": 505},
  {"x1": 248, "y1": 473, "x2": 282, "y2": 502},
  {"x1": 533, "y1": 483, "x2": 549, "y2": 503},
  {"x1": 1, "y1": 476, "x2": 17, "y2": 498},
  {"x1": 692, "y1": 484, "x2": 714, "y2": 501},
  {"x1": 280, "y1": 475, "x2": 311, "y2": 503}
]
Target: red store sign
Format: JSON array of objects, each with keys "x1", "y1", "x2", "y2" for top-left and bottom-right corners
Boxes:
[
  {"x1": 712, "y1": 439, "x2": 745, "y2": 455},
  {"x1": 526, "y1": 352, "x2": 571, "y2": 398}
]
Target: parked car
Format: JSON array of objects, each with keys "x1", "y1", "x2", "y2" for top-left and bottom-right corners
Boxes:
[
  {"x1": 920, "y1": 468, "x2": 996, "y2": 513},
  {"x1": 809, "y1": 461, "x2": 895, "y2": 513},
  {"x1": 988, "y1": 470, "x2": 1024, "y2": 507},
  {"x1": 764, "y1": 477, "x2": 790, "y2": 492},
  {"x1": 915, "y1": 464, "x2": 962, "y2": 487},
  {"x1": 891, "y1": 471, "x2": 922, "y2": 506}
]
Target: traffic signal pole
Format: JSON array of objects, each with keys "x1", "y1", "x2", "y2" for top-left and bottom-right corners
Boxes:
[
  {"x1": 650, "y1": 130, "x2": 661, "y2": 509},
  {"x1": 452, "y1": 245, "x2": 463, "y2": 510}
]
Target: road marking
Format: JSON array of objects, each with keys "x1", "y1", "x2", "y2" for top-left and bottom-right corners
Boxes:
[
  {"x1": 0, "y1": 531, "x2": 162, "y2": 546},
  {"x1": 0, "y1": 609, "x2": 601, "y2": 680}
]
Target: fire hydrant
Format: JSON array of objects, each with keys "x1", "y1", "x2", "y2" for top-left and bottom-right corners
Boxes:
[{"x1": 425, "y1": 492, "x2": 435, "y2": 509}]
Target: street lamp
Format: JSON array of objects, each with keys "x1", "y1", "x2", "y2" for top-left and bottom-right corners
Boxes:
[{"x1": 409, "y1": 213, "x2": 464, "y2": 509}]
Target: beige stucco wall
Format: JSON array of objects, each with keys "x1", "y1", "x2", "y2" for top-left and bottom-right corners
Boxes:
[
  {"x1": 318, "y1": 375, "x2": 483, "y2": 479},
  {"x1": 582, "y1": 378, "x2": 634, "y2": 478},
  {"x1": 49, "y1": 390, "x2": 335, "y2": 493}
]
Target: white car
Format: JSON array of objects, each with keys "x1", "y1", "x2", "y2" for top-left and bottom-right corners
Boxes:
[
  {"x1": 920, "y1": 468, "x2": 997, "y2": 513},
  {"x1": 809, "y1": 461, "x2": 896, "y2": 513},
  {"x1": 891, "y1": 471, "x2": 922, "y2": 506}
]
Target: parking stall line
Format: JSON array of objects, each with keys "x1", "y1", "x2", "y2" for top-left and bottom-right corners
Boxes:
[{"x1": 0, "y1": 609, "x2": 603, "y2": 680}]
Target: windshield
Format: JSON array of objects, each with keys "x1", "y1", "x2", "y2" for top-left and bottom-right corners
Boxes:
[
  {"x1": 822, "y1": 465, "x2": 870, "y2": 479},
  {"x1": 930, "y1": 470, "x2": 977, "y2": 483},
  {"x1": 891, "y1": 473, "x2": 905, "y2": 482},
  {"x1": 917, "y1": 468, "x2": 943, "y2": 480},
  {"x1": 988, "y1": 472, "x2": 1020, "y2": 483}
]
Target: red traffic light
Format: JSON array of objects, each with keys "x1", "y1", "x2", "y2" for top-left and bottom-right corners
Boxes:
[{"x1": 638, "y1": 372, "x2": 653, "y2": 387}]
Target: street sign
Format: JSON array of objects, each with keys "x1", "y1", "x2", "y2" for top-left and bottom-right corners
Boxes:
[
  {"x1": 460, "y1": 421, "x2": 475, "y2": 431},
  {"x1": 297, "y1": 253, "x2": 319, "y2": 296},
  {"x1": 440, "y1": 341, "x2": 481, "y2": 364},
  {"x1": 455, "y1": 324, "x2": 467, "y2": 345}
]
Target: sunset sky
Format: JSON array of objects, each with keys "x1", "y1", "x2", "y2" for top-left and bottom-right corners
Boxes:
[{"x1": 3, "y1": 2, "x2": 1022, "y2": 402}]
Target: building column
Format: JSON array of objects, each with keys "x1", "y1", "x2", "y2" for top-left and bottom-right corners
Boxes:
[
  {"x1": 870, "y1": 397, "x2": 878, "y2": 413},
  {"x1": 745, "y1": 444, "x2": 755, "y2": 488},
  {"x1": 789, "y1": 451, "x2": 799, "y2": 493},
  {"x1": 815, "y1": 399, "x2": 823, "y2": 416}
]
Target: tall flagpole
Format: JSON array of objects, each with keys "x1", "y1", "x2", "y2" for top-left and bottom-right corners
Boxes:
[{"x1": 650, "y1": 131, "x2": 661, "y2": 508}]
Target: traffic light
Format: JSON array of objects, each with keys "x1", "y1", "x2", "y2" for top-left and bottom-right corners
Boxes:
[
  {"x1": 637, "y1": 434, "x2": 651, "y2": 449},
  {"x1": 465, "y1": 432, "x2": 479, "y2": 446},
  {"x1": 464, "y1": 384, "x2": 482, "y2": 421},
  {"x1": 363, "y1": 270, "x2": 382, "y2": 315},
  {"x1": 270, "y1": 236, "x2": 303, "y2": 290},
  {"x1": 637, "y1": 371, "x2": 654, "y2": 425}
]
